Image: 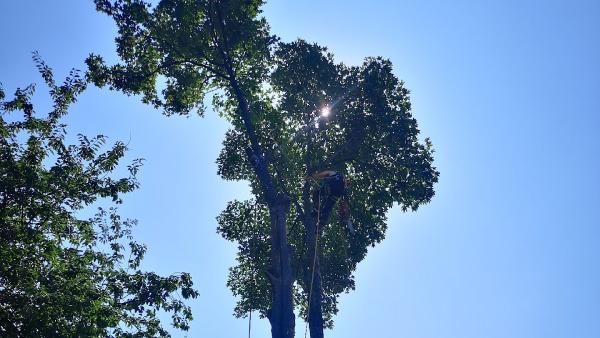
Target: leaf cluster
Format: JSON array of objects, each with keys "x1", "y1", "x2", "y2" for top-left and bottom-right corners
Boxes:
[
  {"x1": 0, "y1": 58, "x2": 198, "y2": 337},
  {"x1": 88, "y1": 0, "x2": 274, "y2": 117}
]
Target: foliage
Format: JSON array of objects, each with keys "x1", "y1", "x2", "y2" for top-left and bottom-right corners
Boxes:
[
  {"x1": 216, "y1": 40, "x2": 439, "y2": 326},
  {"x1": 0, "y1": 57, "x2": 198, "y2": 337},
  {"x1": 87, "y1": 0, "x2": 438, "y2": 331},
  {"x1": 87, "y1": 0, "x2": 273, "y2": 117}
]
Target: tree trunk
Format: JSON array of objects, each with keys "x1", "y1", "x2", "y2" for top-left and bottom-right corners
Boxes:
[
  {"x1": 303, "y1": 214, "x2": 324, "y2": 338},
  {"x1": 223, "y1": 63, "x2": 296, "y2": 338},
  {"x1": 304, "y1": 192, "x2": 339, "y2": 338},
  {"x1": 303, "y1": 194, "x2": 337, "y2": 338},
  {"x1": 267, "y1": 195, "x2": 295, "y2": 338}
]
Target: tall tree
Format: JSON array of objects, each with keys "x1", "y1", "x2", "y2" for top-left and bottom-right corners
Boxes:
[
  {"x1": 87, "y1": 1, "x2": 438, "y2": 337},
  {"x1": 88, "y1": 1, "x2": 295, "y2": 337},
  {"x1": 217, "y1": 40, "x2": 438, "y2": 338},
  {"x1": 0, "y1": 57, "x2": 198, "y2": 337}
]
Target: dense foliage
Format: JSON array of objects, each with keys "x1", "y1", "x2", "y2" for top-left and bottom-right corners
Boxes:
[
  {"x1": 0, "y1": 58, "x2": 198, "y2": 337},
  {"x1": 87, "y1": 1, "x2": 438, "y2": 336},
  {"x1": 216, "y1": 40, "x2": 439, "y2": 326}
]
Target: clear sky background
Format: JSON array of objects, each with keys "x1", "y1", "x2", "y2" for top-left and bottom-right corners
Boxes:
[{"x1": 1, "y1": 1, "x2": 599, "y2": 337}]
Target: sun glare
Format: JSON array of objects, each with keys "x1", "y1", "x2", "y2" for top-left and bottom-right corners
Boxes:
[{"x1": 321, "y1": 106, "x2": 330, "y2": 117}]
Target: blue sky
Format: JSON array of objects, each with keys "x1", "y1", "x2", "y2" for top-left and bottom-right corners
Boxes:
[{"x1": 1, "y1": 1, "x2": 599, "y2": 337}]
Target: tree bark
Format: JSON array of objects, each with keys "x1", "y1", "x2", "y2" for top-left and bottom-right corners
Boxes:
[
  {"x1": 267, "y1": 195, "x2": 295, "y2": 338},
  {"x1": 303, "y1": 194, "x2": 338, "y2": 338},
  {"x1": 224, "y1": 64, "x2": 296, "y2": 338},
  {"x1": 303, "y1": 214, "x2": 324, "y2": 338}
]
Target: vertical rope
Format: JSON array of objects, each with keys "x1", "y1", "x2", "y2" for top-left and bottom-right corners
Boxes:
[
  {"x1": 247, "y1": 201, "x2": 259, "y2": 338},
  {"x1": 247, "y1": 308, "x2": 252, "y2": 338},
  {"x1": 304, "y1": 189, "x2": 321, "y2": 338}
]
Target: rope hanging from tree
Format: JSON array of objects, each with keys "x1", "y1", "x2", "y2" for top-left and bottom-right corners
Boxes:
[
  {"x1": 247, "y1": 201, "x2": 260, "y2": 338},
  {"x1": 304, "y1": 188, "x2": 322, "y2": 338}
]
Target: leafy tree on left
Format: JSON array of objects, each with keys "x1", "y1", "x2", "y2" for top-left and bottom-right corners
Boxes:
[{"x1": 0, "y1": 56, "x2": 198, "y2": 337}]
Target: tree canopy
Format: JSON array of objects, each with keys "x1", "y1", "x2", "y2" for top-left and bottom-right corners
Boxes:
[
  {"x1": 86, "y1": 1, "x2": 438, "y2": 337},
  {"x1": 0, "y1": 57, "x2": 198, "y2": 337},
  {"x1": 216, "y1": 40, "x2": 438, "y2": 327}
]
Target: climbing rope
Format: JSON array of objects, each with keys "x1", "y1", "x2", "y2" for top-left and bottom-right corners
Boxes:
[
  {"x1": 247, "y1": 201, "x2": 259, "y2": 338},
  {"x1": 247, "y1": 308, "x2": 252, "y2": 338},
  {"x1": 304, "y1": 107, "x2": 331, "y2": 337},
  {"x1": 304, "y1": 188, "x2": 322, "y2": 338}
]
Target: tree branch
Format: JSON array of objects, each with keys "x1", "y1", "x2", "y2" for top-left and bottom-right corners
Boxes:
[
  {"x1": 313, "y1": 121, "x2": 366, "y2": 173},
  {"x1": 206, "y1": 3, "x2": 280, "y2": 204}
]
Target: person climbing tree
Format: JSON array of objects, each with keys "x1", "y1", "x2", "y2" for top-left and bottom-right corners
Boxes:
[{"x1": 307, "y1": 170, "x2": 354, "y2": 235}]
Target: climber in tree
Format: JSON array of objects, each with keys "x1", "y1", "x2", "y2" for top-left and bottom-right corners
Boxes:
[{"x1": 307, "y1": 170, "x2": 355, "y2": 234}]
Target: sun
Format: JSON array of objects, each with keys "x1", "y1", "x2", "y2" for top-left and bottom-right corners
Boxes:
[{"x1": 320, "y1": 106, "x2": 330, "y2": 117}]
